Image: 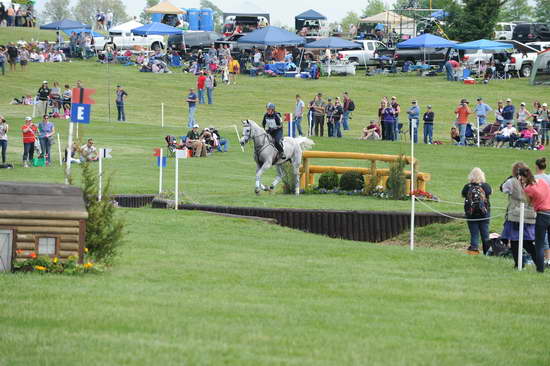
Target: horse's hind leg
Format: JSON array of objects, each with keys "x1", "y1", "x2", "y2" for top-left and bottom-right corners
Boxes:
[
  {"x1": 255, "y1": 163, "x2": 270, "y2": 194},
  {"x1": 293, "y1": 160, "x2": 301, "y2": 196},
  {"x1": 270, "y1": 164, "x2": 285, "y2": 191}
]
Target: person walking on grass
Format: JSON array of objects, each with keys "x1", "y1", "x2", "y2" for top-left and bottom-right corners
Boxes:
[
  {"x1": 293, "y1": 94, "x2": 304, "y2": 137},
  {"x1": 462, "y1": 167, "x2": 492, "y2": 255},
  {"x1": 423, "y1": 105, "x2": 434, "y2": 144},
  {"x1": 407, "y1": 100, "x2": 420, "y2": 144},
  {"x1": 186, "y1": 88, "x2": 198, "y2": 128},
  {"x1": 518, "y1": 166, "x2": 550, "y2": 273},
  {"x1": 115, "y1": 85, "x2": 128, "y2": 122},
  {"x1": 197, "y1": 71, "x2": 206, "y2": 104},
  {"x1": 21, "y1": 116, "x2": 37, "y2": 168},
  {"x1": 38, "y1": 115, "x2": 55, "y2": 165},
  {"x1": 454, "y1": 98, "x2": 472, "y2": 146},
  {"x1": 0, "y1": 115, "x2": 8, "y2": 164}
]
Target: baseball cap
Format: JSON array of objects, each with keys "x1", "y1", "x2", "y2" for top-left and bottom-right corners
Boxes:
[
  {"x1": 25, "y1": 116, "x2": 32, "y2": 121},
  {"x1": 476, "y1": 97, "x2": 482, "y2": 101},
  {"x1": 506, "y1": 98, "x2": 511, "y2": 102},
  {"x1": 193, "y1": 124, "x2": 199, "y2": 128},
  {"x1": 43, "y1": 81, "x2": 48, "y2": 83},
  {"x1": 520, "y1": 102, "x2": 526, "y2": 106},
  {"x1": 427, "y1": 105, "x2": 432, "y2": 108},
  {"x1": 411, "y1": 100, "x2": 417, "y2": 104},
  {"x1": 543, "y1": 103, "x2": 548, "y2": 107}
]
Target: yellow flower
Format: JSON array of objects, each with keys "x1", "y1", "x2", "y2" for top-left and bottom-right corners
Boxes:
[
  {"x1": 84, "y1": 248, "x2": 89, "y2": 253},
  {"x1": 53, "y1": 257, "x2": 58, "y2": 264},
  {"x1": 83, "y1": 262, "x2": 93, "y2": 269},
  {"x1": 34, "y1": 265, "x2": 46, "y2": 271}
]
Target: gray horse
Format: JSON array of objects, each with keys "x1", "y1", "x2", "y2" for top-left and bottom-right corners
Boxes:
[{"x1": 240, "y1": 120, "x2": 314, "y2": 195}]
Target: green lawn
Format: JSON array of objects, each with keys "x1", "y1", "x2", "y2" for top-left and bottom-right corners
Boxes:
[
  {"x1": 0, "y1": 26, "x2": 57, "y2": 44},
  {"x1": 1, "y1": 208, "x2": 549, "y2": 365},
  {"x1": 1, "y1": 27, "x2": 550, "y2": 364}
]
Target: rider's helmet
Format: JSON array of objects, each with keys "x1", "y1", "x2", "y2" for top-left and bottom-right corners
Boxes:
[{"x1": 266, "y1": 103, "x2": 276, "y2": 110}]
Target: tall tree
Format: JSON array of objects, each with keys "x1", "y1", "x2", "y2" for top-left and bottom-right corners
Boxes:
[
  {"x1": 445, "y1": 0, "x2": 507, "y2": 41},
  {"x1": 533, "y1": 0, "x2": 550, "y2": 23},
  {"x1": 363, "y1": 0, "x2": 386, "y2": 17},
  {"x1": 73, "y1": 0, "x2": 128, "y2": 26},
  {"x1": 139, "y1": 0, "x2": 159, "y2": 24},
  {"x1": 341, "y1": 11, "x2": 360, "y2": 33},
  {"x1": 200, "y1": 0, "x2": 223, "y2": 32},
  {"x1": 42, "y1": 0, "x2": 72, "y2": 22},
  {"x1": 499, "y1": 0, "x2": 532, "y2": 21}
]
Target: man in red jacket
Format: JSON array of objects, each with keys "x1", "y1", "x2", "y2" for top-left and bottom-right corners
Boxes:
[{"x1": 197, "y1": 71, "x2": 207, "y2": 104}]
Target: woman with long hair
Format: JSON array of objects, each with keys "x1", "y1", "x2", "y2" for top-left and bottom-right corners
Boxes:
[
  {"x1": 500, "y1": 162, "x2": 537, "y2": 268},
  {"x1": 518, "y1": 166, "x2": 550, "y2": 272},
  {"x1": 461, "y1": 167, "x2": 492, "y2": 254}
]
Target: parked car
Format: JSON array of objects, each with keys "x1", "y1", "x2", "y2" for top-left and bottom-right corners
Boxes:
[
  {"x1": 512, "y1": 23, "x2": 550, "y2": 42},
  {"x1": 337, "y1": 40, "x2": 392, "y2": 66},
  {"x1": 94, "y1": 32, "x2": 164, "y2": 51},
  {"x1": 167, "y1": 31, "x2": 222, "y2": 51},
  {"x1": 525, "y1": 41, "x2": 550, "y2": 52},
  {"x1": 494, "y1": 22, "x2": 516, "y2": 40},
  {"x1": 393, "y1": 47, "x2": 450, "y2": 67}
]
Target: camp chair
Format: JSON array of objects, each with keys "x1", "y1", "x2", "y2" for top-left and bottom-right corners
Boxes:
[
  {"x1": 465, "y1": 123, "x2": 478, "y2": 146},
  {"x1": 480, "y1": 123, "x2": 501, "y2": 147}
]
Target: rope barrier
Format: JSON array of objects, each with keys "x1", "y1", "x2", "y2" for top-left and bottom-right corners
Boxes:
[
  {"x1": 414, "y1": 197, "x2": 507, "y2": 222},
  {"x1": 433, "y1": 198, "x2": 507, "y2": 210}
]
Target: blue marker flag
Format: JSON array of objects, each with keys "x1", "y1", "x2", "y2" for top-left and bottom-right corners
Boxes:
[{"x1": 156, "y1": 156, "x2": 167, "y2": 168}]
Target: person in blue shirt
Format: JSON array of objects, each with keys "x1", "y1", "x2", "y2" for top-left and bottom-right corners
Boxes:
[
  {"x1": 186, "y1": 88, "x2": 198, "y2": 128},
  {"x1": 407, "y1": 100, "x2": 420, "y2": 143},
  {"x1": 502, "y1": 98, "x2": 515, "y2": 124},
  {"x1": 474, "y1": 97, "x2": 492, "y2": 126}
]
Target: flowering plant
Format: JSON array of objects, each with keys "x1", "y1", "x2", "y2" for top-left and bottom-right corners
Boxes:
[
  {"x1": 409, "y1": 190, "x2": 439, "y2": 201},
  {"x1": 13, "y1": 249, "x2": 101, "y2": 275}
]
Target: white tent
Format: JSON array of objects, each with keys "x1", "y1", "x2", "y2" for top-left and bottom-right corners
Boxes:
[
  {"x1": 109, "y1": 20, "x2": 144, "y2": 34},
  {"x1": 360, "y1": 11, "x2": 414, "y2": 26}
]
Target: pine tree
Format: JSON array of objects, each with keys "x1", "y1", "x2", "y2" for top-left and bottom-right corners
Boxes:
[{"x1": 499, "y1": 0, "x2": 532, "y2": 22}]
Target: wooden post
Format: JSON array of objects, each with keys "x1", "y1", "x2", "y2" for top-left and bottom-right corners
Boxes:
[{"x1": 304, "y1": 157, "x2": 310, "y2": 189}]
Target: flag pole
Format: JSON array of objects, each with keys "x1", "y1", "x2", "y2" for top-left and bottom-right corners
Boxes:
[
  {"x1": 65, "y1": 122, "x2": 74, "y2": 184},
  {"x1": 174, "y1": 157, "x2": 179, "y2": 211},
  {"x1": 57, "y1": 133, "x2": 62, "y2": 166},
  {"x1": 233, "y1": 125, "x2": 244, "y2": 152},
  {"x1": 159, "y1": 148, "x2": 163, "y2": 194},
  {"x1": 410, "y1": 130, "x2": 415, "y2": 251},
  {"x1": 98, "y1": 151, "x2": 103, "y2": 201}
]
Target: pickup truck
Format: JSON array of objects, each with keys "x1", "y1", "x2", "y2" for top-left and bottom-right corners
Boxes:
[
  {"x1": 337, "y1": 40, "x2": 392, "y2": 66},
  {"x1": 94, "y1": 31, "x2": 165, "y2": 51}
]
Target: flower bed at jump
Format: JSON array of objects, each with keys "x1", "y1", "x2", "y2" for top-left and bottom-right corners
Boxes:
[{"x1": 13, "y1": 248, "x2": 101, "y2": 275}]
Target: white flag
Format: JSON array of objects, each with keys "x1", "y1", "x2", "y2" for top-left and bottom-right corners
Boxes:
[
  {"x1": 99, "y1": 148, "x2": 112, "y2": 159},
  {"x1": 175, "y1": 149, "x2": 188, "y2": 159}
]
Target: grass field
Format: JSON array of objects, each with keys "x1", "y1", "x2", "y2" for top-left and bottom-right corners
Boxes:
[{"x1": 1, "y1": 27, "x2": 550, "y2": 365}]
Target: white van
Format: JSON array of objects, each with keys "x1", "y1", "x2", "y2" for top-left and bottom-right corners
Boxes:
[{"x1": 494, "y1": 22, "x2": 516, "y2": 40}]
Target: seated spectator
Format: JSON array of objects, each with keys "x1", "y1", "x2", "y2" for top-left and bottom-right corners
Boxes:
[
  {"x1": 495, "y1": 121, "x2": 517, "y2": 148},
  {"x1": 210, "y1": 127, "x2": 228, "y2": 152},
  {"x1": 361, "y1": 120, "x2": 381, "y2": 140},
  {"x1": 186, "y1": 124, "x2": 207, "y2": 157},
  {"x1": 80, "y1": 138, "x2": 98, "y2": 162},
  {"x1": 63, "y1": 142, "x2": 81, "y2": 164},
  {"x1": 450, "y1": 126, "x2": 460, "y2": 144},
  {"x1": 515, "y1": 124, "x2": 537, "y2": 149}
]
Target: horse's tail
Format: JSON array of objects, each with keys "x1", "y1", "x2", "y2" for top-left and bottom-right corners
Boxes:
[{"x1": 294, "y1": 137, "x2": 315, "y2": 151}]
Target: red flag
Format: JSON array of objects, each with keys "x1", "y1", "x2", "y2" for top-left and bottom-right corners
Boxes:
[
  {"x1": 71, "y1": 88, "x2": 96, "y2": 105},
  {"x1": 283, "y1": 113, "x2": 291, "y2": 122},
  {"x1": 153, "y1": 148, "x2": 161, "y2": 157}
]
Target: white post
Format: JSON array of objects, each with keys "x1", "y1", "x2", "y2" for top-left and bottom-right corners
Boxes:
[
  {"x1": 98, "y1": 152, "x2": 103, "y2": 201},
  {"x1": 158, "y1": 148, "x2": 163, "y2": 194},
  {"x1": 65, "y1": 122, "x2": 74, "y2": 184},
  {"x1": 76, "y1": 122, "x2": 79, "y2": 140},
  {"x1": 57, "y1": 133, "x2": 62, "y2": 166},
  {"x1": 32, "y1": 100, "x2": 36, "y2": 118},
  {"x1": 174, "y1": 157, "x2": 179, "y2": 211},
  {"x1": 476, "y1": 116, "x2": 480, "y2": 148},
  {"x1": 161, "y1": 102, "x2": 164, "y2": 128},
  {"x1": 234, "y1": 125, "x2": 244, "y2": 152},
  {"x1": 518, "y1": 202, "x2": 525, "y2": 271},
  {"x1": 410, "y1": 138, "x2": 415, "y2": 251},
  {"x1": 289, "y1": 113, "x2": 294, "y2": 137}
]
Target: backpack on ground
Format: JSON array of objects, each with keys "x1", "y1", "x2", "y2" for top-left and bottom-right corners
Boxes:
[
  {"x1": 348, "y1": 100, "x2": 355, "y2": 111},
  {"x1": 464, "y1": 184, "x2": 488, "y2": 217},
  {"x1": 485, "y1": 237, "x2": 510, "y2": 257}
]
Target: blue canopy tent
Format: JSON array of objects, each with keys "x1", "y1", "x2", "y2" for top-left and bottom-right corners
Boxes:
[
  {"x1": 304, "y1": 37, "x2": 360, "y2": 49},
  {"x1": 454, "y1": 39, "x2": 513, "y2": 50},
  {"x1": 131, "y1": 22, "x2": 182, "y2": 35},
  {"x1": 295, "y1": 9, "x2": 326, "y2": 20},
  {"x1": 237, "y1": 26, "x2": 305, "y2": 46},
  {"x1": 430, "y1": 10, "x2": 448, "y2": 19},
  {"x1": 397, "y1": 33, "x2": 457, "y2": 64},
  {"x1": 40, "y1": 19, "x2": 91, "y2": 30},
  {"x1": 62, "y1": 28, "x2": 103, "y2": 38}
]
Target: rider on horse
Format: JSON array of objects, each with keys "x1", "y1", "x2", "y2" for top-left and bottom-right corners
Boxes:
[{"x1": 262, "y1": 103, "x2": 285, "y2": 160}]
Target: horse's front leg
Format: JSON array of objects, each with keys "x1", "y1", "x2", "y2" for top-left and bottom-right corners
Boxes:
[
  {"x1": 293, "y1": 160, "x2": 301, "y2": 196},
  {"x1": 270, "y1": 164, "x2": 285, "y2": 191},
  {"x1": 255, "y1": 162, "x2": 271, "y2": 194}
]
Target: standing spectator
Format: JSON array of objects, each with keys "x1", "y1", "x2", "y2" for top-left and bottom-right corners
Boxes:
[
  {"x1": 461, "y1": 167, "x2": 492, "y2": 254},
  {"x1": 454, "y1": 98, "x2": 472, "y2": 146},
  {"x1": 406, "y1": 100, "x2": 420, "y2": 144},
  {"x1": 106, "y1": 10, "x2": 113, "y2": 30},
  {"x1": 310, "y1": 93, "x2": 325, "y2": 137},
  {"x1": 253, "y1": 49, "x2": 262, "y2": 66},
  {"x1": 502, "y1": 98, "x2": 515, "y2": 124},
  {"x1": 6, "y1": 5, "x2": 14, "y2": 27},
  {"x1": 37, "y1": 81, "x2": 51, "y2": 116},
  {"x1": 18, "y1": 46, "x2": 29, "y2": 71},
  {"x1": 332, "y1": 97, "x2": 344, "y2": 138},
  {"x1": 474, "y1": 97, "x2": 492, "y2": 126},
  {"x1": 381, "y1": 100, "x2": 396, "y2": 141},
  {"x1": 0, "y1": 46, "x2": 6, "y2": 76},
  {"x1": 519, "y1": 166, "x2": 550, "y2": 273},
  {"x1": 228, "y1": 57, "x2": 240, "y2": 84},
  {"x1": 262, "y1": 103, "x2": 285, "y2": 160},
  {"x1": 342, "y1": 92, "x2": 353, "y2": 131},
  {"x1": 390, "y1": 96, "x2": 401, "y2": 140},
  {"x1": 205, "y1": 70, "x2": 215, "y2": 105},
  {"x1": 534, "y1": 157, "x2": 550, "y2": 267},
  {"x1": 515, "y1": 102, "x2": 532, "y2": 131},
  {"x1": 38, "y1": 115, "x2": 55, "y2": 165},
  {"x1": 532, "y1": 100, "x2": 542, "y2": 128},
  {"x1": 495, "y1": 100, "x2": 505, "y2": 125},
  {"x1": 115, "y1": 85, "x2": 127, "y2": 122},
  {"x1": 62, "y1": 84, "x2": 72, "y2": 116},
  {"x1": 423, "y1": 105, "x2": 434, "y2": 144},
  {"x1": 538, "y1": 103, "x2": 550, "y2": 145},
  {"x1": 80, "y1": 138, "x2": 98, "y2": 162},
  {"x1": 0, "y1": 115, "x2": 8, "y2": 164},
  {"x1": 500, "y1": 163, "x2": 537, "y2": 268},
  {"x1": 293, "y1": 94, "x2": 304, "y2": 137},
  {"x1": 6, "y1": 43, "x2": 17, "y2": 72},
  {"x1": 50, "y1": 81, "x2": 61, "y2": 116},
  {"x1": 197, "y1": 71, "x2": 206, "y2": 104},
  {"x1": 186, "y1": 88, "x2": 198, "y2": 128},
  {"x1": 21, "y1": 116, "x2": 37, "y2": 168},
  {"x1": 325, "y1": 98, "x2": 335, "y2": 137}
]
